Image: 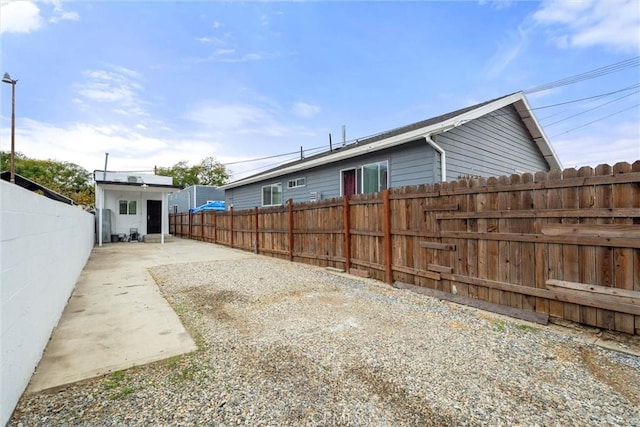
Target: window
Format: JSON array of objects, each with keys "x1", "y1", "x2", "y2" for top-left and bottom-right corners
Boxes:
[
  {"x1": 262, "y1": 183, "x2": 282, "y2": 206},
  {"x1": 362, "y1": 161, "x2": 388, "y2": 193},
  {"x1": 119, "y1": 200, "x2": 137, "y2": 215},
  {"x1": 287, "y1": 177, "x2": 306, "y2": 189},
  {"x1": 341, "y1": 161, "x2": 388, "y2": 196}
]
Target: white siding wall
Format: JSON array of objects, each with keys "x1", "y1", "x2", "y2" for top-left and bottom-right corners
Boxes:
[{"x1": 0, "y1": 182, "x2": 94, "y2": 425}]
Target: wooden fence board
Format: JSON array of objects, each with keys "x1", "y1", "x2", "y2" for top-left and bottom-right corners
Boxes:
[{"x1": 170, "y1": 161, "x2": 640, "y2": 335}]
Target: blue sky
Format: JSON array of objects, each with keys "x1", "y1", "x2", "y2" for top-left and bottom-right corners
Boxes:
[{"x1": 1, "y1": 0, "x2": 639, "y2": 181}]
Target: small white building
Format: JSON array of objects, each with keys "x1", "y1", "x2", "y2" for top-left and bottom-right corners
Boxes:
[{"x1": 94, "y1": 171, "x2": 180, "y2": 245}]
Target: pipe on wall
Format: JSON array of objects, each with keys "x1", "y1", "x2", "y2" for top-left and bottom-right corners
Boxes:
[{"x1": 425, "y1": 133, "x2": 447, "y2": 183}]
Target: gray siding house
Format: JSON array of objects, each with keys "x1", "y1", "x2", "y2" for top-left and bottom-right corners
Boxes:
[
  {"x1": 222, "y1": 92, "x2": 561, "y2": 211},
  {"x1": 168, "y1": 185, "x2": 225, "y2": 213}
]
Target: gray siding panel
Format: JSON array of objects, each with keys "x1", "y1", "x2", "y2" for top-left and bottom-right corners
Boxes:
[
  {"x1": 224, "y1": 106, "x2": 551, "y2": 211},
  {"x1": 168, "y1": 186, "x2": 224, "y2": 213},
  {"x1": 195, "y1": 186, "x2": 225, "y2": 206},
  {"x1": 437, "y1": 105, "x2": 549, "y2": 179},
  {"x1": 168, "y1": 187, "x2": 194, "y2": 213},
  {"x1": 226, "y1": 140, "x2": 436, "y2": 211}
]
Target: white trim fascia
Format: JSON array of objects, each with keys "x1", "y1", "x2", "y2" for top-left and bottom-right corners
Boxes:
[
  {"x1": 512, "y1": 98, "x2": 563, "y2": 170},
  {"x1": 222, "y1": 92, "x2": 526, "y2": 189}
]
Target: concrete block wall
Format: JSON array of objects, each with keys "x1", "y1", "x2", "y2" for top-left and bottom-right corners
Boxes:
[{"x1": 0, "y1": 181, "x2": 95, "y2": 425}]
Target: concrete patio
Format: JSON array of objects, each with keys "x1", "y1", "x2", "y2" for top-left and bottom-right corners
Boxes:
[{"x1": 26, "y1": 238, "x2": 253, "y2": 393}]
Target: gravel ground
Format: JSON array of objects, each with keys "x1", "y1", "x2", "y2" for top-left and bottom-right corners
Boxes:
[{"x1": 10, "y1": 255, "x2": 640, "y2": 426}]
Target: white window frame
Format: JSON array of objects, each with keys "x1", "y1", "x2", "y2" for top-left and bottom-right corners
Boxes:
[
  {"x1": 287, "y1": 177, "x2": 306, "y2": 189},
  {"x1": 118, "y1": 199, "x2": 137, "y2": 215},
  {"x1": 361, "y1": 160, "x2": 389, "y2": 194},
  {"x1": 261, "y1": 183, "x2": 283, "y2": 207}
]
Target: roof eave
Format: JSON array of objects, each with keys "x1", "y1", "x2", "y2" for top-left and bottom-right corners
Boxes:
[
  {"x1": 222, "y1": 92, "x2": 527, "y2": 189},
  {"x1": 512, "y1": 98, "x2": 563, "y2": 171}
]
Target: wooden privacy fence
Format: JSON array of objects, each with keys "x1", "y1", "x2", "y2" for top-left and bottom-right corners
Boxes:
[{"x1": 170, "y1": 161, "x2": 640, "y2": 335}]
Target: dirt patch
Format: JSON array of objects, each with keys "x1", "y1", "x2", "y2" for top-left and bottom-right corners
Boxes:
[
  {"x1": 580, "y1": 347, "x2": 640, "y2": 404},
  {"x1": 183, "y1": 288, "x2": 246, "y2": 323},
  {"x1": 348, "y1": 365, "x2": 454, "y2": 426}
]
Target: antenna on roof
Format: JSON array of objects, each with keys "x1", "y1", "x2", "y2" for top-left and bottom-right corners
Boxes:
[
  {"x1": 103, "y1": 153, "x2": 109, "y2": 181},
  {"x1": 329, "y1": 133, "x2": 333, "y2": 151},
  {"x1": 300, "y1": 146, "x2": 303, "y2": 160},
  {"x1": 342, "y1": 125, "x2": 346, "y2": 147}
]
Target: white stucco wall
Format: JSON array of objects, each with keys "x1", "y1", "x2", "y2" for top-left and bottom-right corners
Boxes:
[
  {"x1": 101, "y1": 189, "x2": 166, "y2": 236},
  {"x1": 0, "y1": 181, "x2": 94, "y2": 425}
]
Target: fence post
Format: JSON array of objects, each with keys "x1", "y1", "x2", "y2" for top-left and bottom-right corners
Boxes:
[
  {"x1": 383, "y1": 189, "x2": 392, "y2": 284},
  {"x1": 288, "y1": 199, "x2": 294, "y2": 261},
  {"x1": 213, "y1": 211, "x2": 217, "y2": 244},
  {"x1": 254, "y1": 206, "x2": 259, "y2": 254},
  {"x1": 189, "y1": 212, "x2": 193, "y2": 239},
  {"x1": 343, "y1": 195, "x2": 351, "y2": 272},
  {"x1": 230, "y1": 207, "x2": 234, "y2": 248}
]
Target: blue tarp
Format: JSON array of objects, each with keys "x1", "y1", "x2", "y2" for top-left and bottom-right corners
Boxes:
[{"x1": 189, "y1": 200, "x2": 226, "y2": 213}]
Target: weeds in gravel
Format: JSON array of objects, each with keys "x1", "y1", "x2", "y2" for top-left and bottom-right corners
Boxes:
[
  {"x1": 495, "y1": 321, "x2": 507, "y2": 332},
  {"x1": 103, "y1": 370, "x2": 137, "y2": 400},
  {"x1": 515, "y1": 324, "x2": 539, "y2": 333},
  {"x1": 174, "y1": 303, "x2": 187, "y2": 315}
]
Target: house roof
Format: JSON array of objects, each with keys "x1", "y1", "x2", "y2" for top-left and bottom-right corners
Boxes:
[
  {"x1": 95, "y1": 180, "x2": 181, "y2": 193},
  {"x1": 1, "y1": 171, "x2": 76, "y2": 205},
  {"x1": 222, "y1": 91, "x2": 561, "y2": 190}
]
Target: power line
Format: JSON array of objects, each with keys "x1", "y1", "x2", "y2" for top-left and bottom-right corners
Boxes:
[
  {"x1": 524, "y1": 56, "x2": 639, "y2": 94},
  {"x1": 550, "y1": 103, "x2": 639, "y2": 138},
  {"x1": 544, "y1": 90, "x2": 640, "y2": 127},
  {"x1": 530, "y1": 84, "x2": 639, "y2": 110}
]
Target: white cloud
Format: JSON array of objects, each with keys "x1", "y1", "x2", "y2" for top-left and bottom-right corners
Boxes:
[
  {"x1": 0, "y1": 117, "x2": 229, "y2": 172},
  {"x1": 212, "y1": 20, "x2": 222, "y2": 29},
  {"x1": 478, "y1": 0, "x2": 513, "y2": 10},
  {"x1": 533, "y1": 0, "x2": 640, "y2": 52},
  {"x1": 185, "y1": 103, "x2": 272, "y2": 131},
  {"x1": 0, "y1": 1, "x2": 43, "y2": 33},
  {"x1": 292, "y1": 102, "x2": 320, "y2": 118},
  {"x1": 0, "y1": 0, "x2": 78, "y2": 33},
  {"x1": 551, "y1": 118, "x2": 640, "y2": 167},
  {"x1": 186, "y1": 50, "x2": 279, "y2": 64},
  {"x1": 46, "y1": 0, "x2": 79, "y2": 23},
  {"x1": 74, "y1": 66, "x2": 148, "y2": 117},
  {"x1": 184, "y1": 101, "x2": 318, "y2": 139},
  {"x1": 483, "y1": 24, "x2": 532, "y2": 78}
]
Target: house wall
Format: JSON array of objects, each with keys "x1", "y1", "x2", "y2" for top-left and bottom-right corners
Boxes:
[
  {"x1": 437, "y1": 105, "x2": 550, "y2": 179},
  {"x1": 168, "y1": 186, "x2": 225, "y2": 213},
  {"x1": 168, "y1": 187, "x2": 194, "y2": 213},
  {"x1": 194, "y1": 186, "x2": 225, "y2": 206},
  {"x1": 224, "y1": 106, "x2": 552, "y2": 212},
  {"x1": 0, "y1": 181, "x2": 94, "y2": 426},
  {"x1": 226, "y1": 140, "x2": 434, "y2": 211},
  {"x1": 102, "y1": 189, "x2": 165, "y2": 237}
]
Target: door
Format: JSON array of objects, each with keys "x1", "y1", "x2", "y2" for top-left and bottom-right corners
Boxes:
[
  {"x1": 147, "y1": 200, "x2": 162, "y2": 234},
  {"x1": 342, "y1": 169, "x2": 357, "y2": 196}
]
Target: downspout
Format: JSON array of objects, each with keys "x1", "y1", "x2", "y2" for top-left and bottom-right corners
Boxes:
[
  {"x1": 98, "y1": 183, "x2": 102, "y2": 247},
  {"x1": 425, "y1": 132, "x2": 447, "y2": 182},
  {"x1": 193, "y1": 185, "x2": 197, "y2": 209}
]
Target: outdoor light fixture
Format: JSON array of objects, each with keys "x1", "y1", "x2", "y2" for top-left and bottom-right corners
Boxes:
[{"x1": 2, "y1": 72, "x2": 17, "y2": 184}]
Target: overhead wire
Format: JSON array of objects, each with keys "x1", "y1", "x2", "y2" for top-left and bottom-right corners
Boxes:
[
  {"x1": 543, "y1": 90, "x2": 640, "y2": 127},
  {"x1": 125, "y1": 57, "x2": 640, "y2": 175},
  {"x1": 549, "y1": 103, "x2": 639, "y2": 138},
  {"x1": 524, "y1": 56, "x2": 639, "y2": 94}
]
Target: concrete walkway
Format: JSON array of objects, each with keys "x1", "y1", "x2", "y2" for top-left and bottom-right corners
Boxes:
[{"x1": 27, "y1": 239, "x2": 253, "y2": 393}]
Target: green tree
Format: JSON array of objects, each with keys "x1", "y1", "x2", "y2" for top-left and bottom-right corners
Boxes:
[
  {"x1": 1, "y1": 151, "x2": 94, "y2": 206},
  {"x1": 156, "y1": 156, "x2": 230, "y2": 188}
]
